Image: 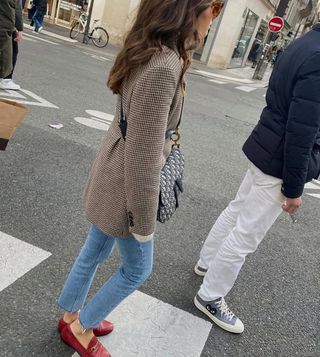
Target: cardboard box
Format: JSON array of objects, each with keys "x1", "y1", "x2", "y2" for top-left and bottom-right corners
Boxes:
[{"x1": 0, "y1": 99, "x2": 28, "y2": 150}]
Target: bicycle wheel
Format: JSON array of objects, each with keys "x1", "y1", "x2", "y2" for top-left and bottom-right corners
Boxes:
[
  {"x1": 91, "y1": 27, "x2": 109, "y2": 48},
  {"x1": 70, "y1": 21, "x2": 81, "y2": 39}
]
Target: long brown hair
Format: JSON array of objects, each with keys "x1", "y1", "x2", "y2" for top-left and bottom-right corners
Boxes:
[{"x1": 107, "y1": 0, "x2": 212, "y2": 94}]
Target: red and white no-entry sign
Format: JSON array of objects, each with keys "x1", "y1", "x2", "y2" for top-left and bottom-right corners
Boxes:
[{"x1": 268, "y1": 16, "x2": 284, "y2": 33}]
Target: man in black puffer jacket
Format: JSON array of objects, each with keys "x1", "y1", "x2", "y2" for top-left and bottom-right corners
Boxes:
[{"x1": 194, "y1": 24, "x2": 320, "y2": 334}]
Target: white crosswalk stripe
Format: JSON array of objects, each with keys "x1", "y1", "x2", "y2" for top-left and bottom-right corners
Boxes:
[
  {"x1": 0, "y1": 88, "x2": 59, "y2": 108},
  {"x1": 72, "y1": 291, "x2": 212, "y2": 357},
  {"x1": 208, "y1": 79, "x2": 227, "y2": 84},
  {"x1": 305, "y1": 179, "x2": 320, "y2": 199},
  {"x1": 235, "y1": 86, "x2": 257, "y2": 92},
  {"x1": 24, "y1": 23, "x2": 77, "y2": 43},
  {"x1": 0, "y1": 231, "x2": 51, "y2": 292},
  {"x1": 24, "y1": 33, "x2": 59, "y2": 46}
]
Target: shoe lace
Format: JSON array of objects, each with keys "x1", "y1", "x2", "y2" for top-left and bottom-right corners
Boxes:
[{"x1": 215, "y1": 298, "x2": 235, "y2": 321}]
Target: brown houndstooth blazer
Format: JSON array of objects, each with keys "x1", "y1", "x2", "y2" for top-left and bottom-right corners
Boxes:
[{"x1": 83, "y1": 46, "x2": 184, "y2": 238}]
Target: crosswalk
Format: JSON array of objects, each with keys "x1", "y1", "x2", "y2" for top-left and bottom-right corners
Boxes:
[
  {"x1": 0, "y1": 229, "x2": 212, "y2": 356},
  {"x1": 73, "y1": 291, "x2": 211, "y2": 357}
]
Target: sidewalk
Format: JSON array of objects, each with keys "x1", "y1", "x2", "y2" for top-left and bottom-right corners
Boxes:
[{"x1": 190, "y1": 61, "x2": 272, "y2": 87}]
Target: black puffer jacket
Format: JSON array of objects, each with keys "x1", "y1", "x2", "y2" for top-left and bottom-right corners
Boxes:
[{"x1": 243, "y1": 23, "x2": 320, "y2": 198}]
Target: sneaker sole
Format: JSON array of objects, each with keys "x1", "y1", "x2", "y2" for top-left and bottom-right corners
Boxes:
[
  {"x1": 193, "y1": 296, "x2": 244, "y2": 334},
  {"x1": 194, "y1": 265, "x2": 207, "y2": 277}
]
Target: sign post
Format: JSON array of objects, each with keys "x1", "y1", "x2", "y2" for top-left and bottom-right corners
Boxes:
[
  {"x1": 253, "y1": 0, "x2": 290, "y2": 80},
  {"x1": 83, "y1": 0, "x2": 94, "y2": 44}
]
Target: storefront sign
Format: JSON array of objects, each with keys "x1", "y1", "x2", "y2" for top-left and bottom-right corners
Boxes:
[
  {"x1": 60, "y1": 0, "x2": 82, "y2": 11},
  {"x1": 268, "y1": 16, "x2": 284, "y2": 33}
]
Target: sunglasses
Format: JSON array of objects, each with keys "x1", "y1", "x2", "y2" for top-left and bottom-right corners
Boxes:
[{"x1": 210, "y1": 1, "x2": 224, "y2": 19}]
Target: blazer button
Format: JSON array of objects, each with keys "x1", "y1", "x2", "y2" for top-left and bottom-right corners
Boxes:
[{"x1": 128, "y1": 211, "x2": 134, "y2": 227}]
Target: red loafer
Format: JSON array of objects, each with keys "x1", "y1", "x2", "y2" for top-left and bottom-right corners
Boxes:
[
  {"x1": 61, "y1": 324, "x2": 111, "y2": 357},
  {"x1": 58, "y1": 318, "x2": 113, "y2": 337}
]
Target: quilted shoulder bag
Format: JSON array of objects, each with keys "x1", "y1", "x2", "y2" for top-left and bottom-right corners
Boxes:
[{"x1": 119, "y1": 95, "x2": 185, "y2": 224}]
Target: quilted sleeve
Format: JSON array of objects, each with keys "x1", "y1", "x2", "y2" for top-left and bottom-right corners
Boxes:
[{"x1": 282, "y1": 51, "x2": 320, "y2": 198}]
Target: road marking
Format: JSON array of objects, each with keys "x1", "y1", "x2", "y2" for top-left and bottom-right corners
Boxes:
[
  {"x1": 195, "y1": 70, "x2": 255, "y2": 84},
  {"x1": 0, "y1": 89, "x2": 26, "y2": 99},
  {"x1": 24, "y1": 33, "x2": 59, "y2": 45},
  {"x1": 305, "y1": 180, "x2": 320, "y2": 190},
  {"x1": 90, "y1": 54, "x2": 111, "y2": 62},
  {"x1": 74, "y1": 110, "x2": 114, "y2": 130},
  {"x1": 307, "y1": 193, "x2": 320, "y2": 199},
  {"x1": 0, "y1": 231, "x2": 51, "y2": 292},
  {"x1": 235, "y1": 86, "x2": 257, "y2": 92},
  {"x1": 82, "y1": 52, "x2": 112, "y2": 62},
  {"x1": 72, "y1": 290, "x2": 211, "y2": 357},
  {"x1": 208, "y1": 79, "x2": 226, "y2": 84},
  {"x1": 305, "y1": 179, "x2": 320, "y2": 199},
  {"x1": 23, "y1": 36, "x2": 38, "y2": 43},
  {"x1": 24, "y1": 23, "x2": 78, "y2": 43},
  {"x1": 0, "y1": 88, "x2": 59, "y2": 108}
]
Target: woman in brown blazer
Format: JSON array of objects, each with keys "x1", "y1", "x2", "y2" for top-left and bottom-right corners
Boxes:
[{"x1": 57, "y1": 1, "x2": 223, "y2": 356}]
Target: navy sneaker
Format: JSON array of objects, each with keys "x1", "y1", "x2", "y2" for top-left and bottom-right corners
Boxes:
[
  {"x1": 194, "y1": 263, "x2": 208, "y2": 276},
  {"x1": 194, "y1": 294, "x2": 244, "y2": 333}
]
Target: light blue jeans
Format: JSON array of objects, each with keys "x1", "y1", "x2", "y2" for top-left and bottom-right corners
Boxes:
[{"x1": 57, "y1": 224, "x2": 153, "y2": 329}]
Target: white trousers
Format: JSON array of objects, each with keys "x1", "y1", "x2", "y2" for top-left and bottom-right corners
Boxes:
[{"x1": 198, "y1": 163, "x2": 285, "y2": 301}]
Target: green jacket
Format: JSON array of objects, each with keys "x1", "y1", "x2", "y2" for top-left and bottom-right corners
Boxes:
[{"x1": 0, "y1": 0, "x2": 23, "y2": 33}]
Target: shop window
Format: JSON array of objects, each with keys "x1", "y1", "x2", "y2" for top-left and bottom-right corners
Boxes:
[
  {"x1": 57, "y1": 0, "x2": 86, "y2": 24},
  {"x1": 230, "y1": 9, "x2": 259, "y2": 68}
]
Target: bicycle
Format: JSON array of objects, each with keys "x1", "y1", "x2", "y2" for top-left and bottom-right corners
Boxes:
[{"x1": 70, "y1": 12, "x2": 109, "y2": 48}]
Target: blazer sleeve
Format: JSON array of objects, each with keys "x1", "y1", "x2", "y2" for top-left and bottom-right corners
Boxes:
[
  {"x1": 282, "y1": 52, "x2": 320, "y2": 198},
  {"x1": 124, "y1": 64, "x2": 179, "y2": 236}
]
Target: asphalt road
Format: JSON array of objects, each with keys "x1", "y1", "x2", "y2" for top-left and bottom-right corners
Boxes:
[{"x1": 0, "y1": 28, "x2": 319, "y2": 357}]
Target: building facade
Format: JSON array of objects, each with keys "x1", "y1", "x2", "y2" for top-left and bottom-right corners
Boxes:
[
  {"x1": 26, "y1": 0, "x2": 317, "y2": 68},
  {"x1": 197, "y1": 0, "x2": 279, "y2": 69},
  {"x1": 25, "y1": 0, "x2": 138, "y2": 44},
  {"x1": 200, "y1": 0, "x2": 318, "y2": 69}
]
